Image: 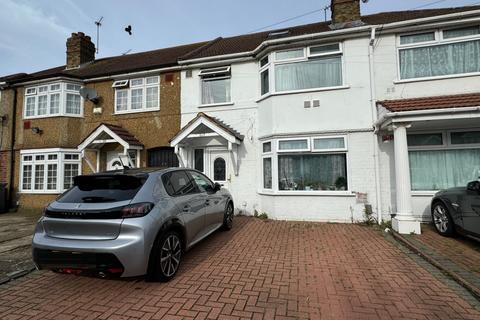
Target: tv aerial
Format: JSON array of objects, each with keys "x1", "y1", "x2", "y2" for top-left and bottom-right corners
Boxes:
[{"x1": 95, "y1": 16, "x2": 103, "y2": 54}]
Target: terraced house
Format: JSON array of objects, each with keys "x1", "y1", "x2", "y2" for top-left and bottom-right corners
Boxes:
[{"x1": 1, "y1": 1, "x2": 480, "y2": 235}]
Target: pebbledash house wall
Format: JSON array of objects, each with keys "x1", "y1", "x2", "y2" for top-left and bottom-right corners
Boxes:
[
  {"x1": 374, "y1": 31, "x2": 480, "y2": 222},
  {"x1": 1, "y1": 72, "x2": 181, "y2": 210},
  {"x1": 181, "y1": 36, "x2": 379, "y2": 222}
]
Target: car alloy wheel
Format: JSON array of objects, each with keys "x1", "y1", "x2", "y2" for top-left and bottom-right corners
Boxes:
[
  {"x1": 222, "y1": 203, "x2": 234, "y2": 231},
  {"x1": 433, "y1": 204, "x2": 449, "y2": 233},
  {"x1": 160, "y1": 234, "x2": 181, "y2": 277}
]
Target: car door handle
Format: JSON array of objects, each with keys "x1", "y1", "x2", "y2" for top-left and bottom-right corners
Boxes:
[{"x1": 183, "y1": 205, "x2": 191, "y2": 212}]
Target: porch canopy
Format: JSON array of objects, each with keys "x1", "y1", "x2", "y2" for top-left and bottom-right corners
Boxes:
[
  {"x1": 77, "y1": 123, "x2": 144, "y2": 172},
  {"x1": 170, "y1": 112, "x2": 243, "y2": 174},
  {"x1": 375, "y1": 92, "x2": 480, "y2": 235}
]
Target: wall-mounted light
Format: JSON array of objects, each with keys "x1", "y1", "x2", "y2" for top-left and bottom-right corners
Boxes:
[{"x1": 31, "y1": 127, "x2": 43, "y2": 135}]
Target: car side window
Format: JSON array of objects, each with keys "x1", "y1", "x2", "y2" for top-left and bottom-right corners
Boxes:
[
  {"x1": 188, "y1": 171, "x2": 213, "y2": 193},
  {"x1": 162, "y1": 171, "x2": 197, "y2": 196}
]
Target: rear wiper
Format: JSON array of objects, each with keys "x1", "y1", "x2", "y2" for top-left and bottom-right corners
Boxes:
[{"x1": 81, "y1": 196, "x2": 116, "y2": 203}]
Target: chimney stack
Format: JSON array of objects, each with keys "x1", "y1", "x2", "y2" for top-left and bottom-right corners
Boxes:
[
  {"x1": 66, "y1": 32, "x2": 95, "y2": 69},
  {"x1": 330, "y1": 0, "x2": 362, "y2": 28}
]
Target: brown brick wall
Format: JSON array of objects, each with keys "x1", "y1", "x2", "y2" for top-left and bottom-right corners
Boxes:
[{"x1": 0, "y1": 151, "x2": 8, "y2": 185}]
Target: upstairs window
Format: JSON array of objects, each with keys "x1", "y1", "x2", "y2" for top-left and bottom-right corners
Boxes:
[
  {"x1": 199, "y1": 66, "x2": 231, "y2": 105},
  {"x1": 398, "y1": 26, "x2": 480, "y2": 80},
  {"x1": 114, "y1": 76, "x2": 160, "y2": 113},
  {"x1": 24, "y1": 82, "x2": 82, "y2": 119},
  {"x1": 259, "y1": 43, "x2": 343, "y2": 96}
]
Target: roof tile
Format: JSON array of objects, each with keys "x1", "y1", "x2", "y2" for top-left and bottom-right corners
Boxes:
[{"x1": 378, "y1": 93, "x2": 480, "y2": 112}]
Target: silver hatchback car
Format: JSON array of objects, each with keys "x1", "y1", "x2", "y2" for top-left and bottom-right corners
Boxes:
[{"x1": 32, "y1": 168, "x2": 234, "y2": 281}]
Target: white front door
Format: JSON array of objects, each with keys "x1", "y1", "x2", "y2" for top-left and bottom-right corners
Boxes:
[
  {"x1": 207, "y1": 149, "x2": 230, "y2": 187},
  {"x1": 106, "y1": 151, "x2": 123, "y2": 170}
]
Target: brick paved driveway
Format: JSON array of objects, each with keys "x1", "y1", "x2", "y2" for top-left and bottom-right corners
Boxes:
[{"x1": 0, "y1": 217, "x2": 479, "y2": 320}]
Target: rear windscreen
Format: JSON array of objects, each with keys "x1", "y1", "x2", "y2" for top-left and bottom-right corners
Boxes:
[{"x1": 57, "y1": 175, "x2": 147, "y2": 203}]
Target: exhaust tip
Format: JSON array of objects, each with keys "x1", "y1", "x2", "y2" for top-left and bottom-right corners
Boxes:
[{"x1": 98, "y1": 272, "x2": 107, "y2": 278}]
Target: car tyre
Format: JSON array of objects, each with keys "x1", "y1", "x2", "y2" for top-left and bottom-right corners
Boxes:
[
  {"x1": 431, "y1": 202, "x2": 454, "y2": 236},
  {"x1": 147, "y1": 230, "x2": 182, "y2": 282},
  {"x1": 221, "y1": 202, "x2": 234, "y2": 231}
]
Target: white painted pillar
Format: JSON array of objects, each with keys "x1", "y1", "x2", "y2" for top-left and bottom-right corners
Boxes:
[{"x1": 392, "y1": 123, "x2": 421, "y2": 234}]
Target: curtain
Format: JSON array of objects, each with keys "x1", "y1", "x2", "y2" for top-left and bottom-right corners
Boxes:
[
  {"x1": 202, "y1": 78, "x2": 231, "y2": 104},
  {"x1": 278, "y1": 154, "x2": 347, "y2": 191},
  {"x1": 400, "y1": 40, "x2": 480, "y2": 79},
  {"x1": 263, "y1": 158, "x2": 272, "y2": 189},
  {"x1": 275, "y1": 56, "x2": 342, "y2": 92},
  {"x1": 409, "y1": 149, "x2": 480, "y2": 191}
]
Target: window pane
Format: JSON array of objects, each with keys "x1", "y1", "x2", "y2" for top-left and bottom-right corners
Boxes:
[
  {"x1": 23, "y1": 155, "x2": 32, "y2": 161},
  {"x1": 260, "y1": 56, "x2": 269, "y2": 67},
  {"x1": 202, "y1": 78, "x2": 231, "y2": 104},
  {"x1": 313, "y1": 137, "x2": 345, "y2": 150},
  {"x1": 451, "y1": 131, "x2": 480, "y2": 144},
  {"x1": 189, "y1": 171, "x2": 213, "y2": 193},
  {"x1": 66, "y1": 84, "x2": 81, "y2": 91},
  {"x1": 131, "y1": 88, "x2": 143, "y2": 109},
  {"x1": 38, "y1": 86, "x2": 48, "y2": 93},
  {"x1": 64, "y1": 154, "x2": 79, "y2": 160},
  {"x1": 146, "y1": 76, "x2": 159, "y2": 84},
  {"x1": 47, "y1": 164, "x2": 57, "y2": 190},
  {"x1": 37, "y1": 95, "x2": 47, "y2": 115},
  {"x1": 444, "y1": 26, "x2": 480, "y2": 39},
  {"x1": 263, "y1": 158, "x2": 272, "y2": 189},
  {"x1": 278, "y1": 154, "x2": 347, "y2": 191},
  {"x1": 50, "y1": 84, "x2": 61, "y2": 91},
  {"x1": 400, "y1": 40, "x2": 480, "y2": 79},
  {"x1": 34, "y1": 164, "x2": 45, "y2": 190},
  {"x1": 131, "y1": 79, "x2": 143, "y2": 86},
  {"x1": 63, "y1": 163, "x2": 79, "y2": 189},
  {"x1": 116, "y1": 90, "x2": 128, "y2": 111},
  {"x1": 162, "y1": 171, "x2": 197, "y2": 196},
  {"x1": 409, "y1": 149, "x2": 480, "y2": 190},
  {"x1": 278, "y1": 139, "x2": 308, "y2": 150},
  {"x1": 276, "y1": 49, "x2": 304, "y2": 60},
  {"x1": 66, "y1": 93, "x2": 81, "y2": 114},
  {"x1": 275, "y1": 56, "x2": 342, "y2": 92},
  {"x1": 400, "y1": 32, "x2": 435, "y2": 45},
  {"x1": 261, "y1": 69, "x2": 269, "y2": 95},
  {"x1": 407, "y1": 133, "x2": 443, "y2": 146},
  {"x1": 146, "y1": 86, "x2": 159, "y2": 108},
  {"x1": 48, "y1": 154, "x2": 57, "y2": 160},
  {"x1": 50, "y1": 93, "x2": 60, "y2": 114},
  {"x1": 213, "y1": 157, "x2": 226, "y2": 181},
  {"x1": 26, "y1": 96, "x2": 35, "y2": 116},
  {"x1": 310, "y1": 43, "x2": 340, "y2": 55},
  {"x1": 22, "y1": 165, "x2": 32, "y2": 190},
  {"x1": 263, "y1": 142, "x2": 271, "y2": 153},
  {"x1": 194, "y1": 149, "x2": 204, "y2": 172}
]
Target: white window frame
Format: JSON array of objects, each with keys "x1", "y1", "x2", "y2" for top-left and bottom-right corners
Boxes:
[
  {"x1": 199, "y1": 66, "x2": 232, "y2": 107},
  {"x1": 23, "y1": 82, "x2": 84, "y2": 119},
  {"x1": 311, "y1": 136, "x2": 347, "y2": 153},
  {"x1": 114, "y1": 76, "x2": 160, "y2": 114},
  {"x1": 259, "y1": 42, "x2": 345, "y2": 98},
  {"x1": 406, "y1": 131, "x2": 447, "y2": 151},
  {"x1": 277, "y1": 137, "x2": 311, "y2": 153},
  {"x1": 19, "y1": 149, "x2": 81, "y2": 194},
  {"x1": 396, "y1": 26, "x2": 480, "y2": 81}
]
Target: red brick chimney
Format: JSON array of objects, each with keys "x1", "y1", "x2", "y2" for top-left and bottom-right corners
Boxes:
[
  {"x1": 66, "y1": 32, "x2": 95, "y2": 69},
  {"x1": 330, "y1": 0, "x2": 362, "y2": 27}
]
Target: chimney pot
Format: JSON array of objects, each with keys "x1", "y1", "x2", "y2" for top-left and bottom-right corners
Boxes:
[
  {"x1": 66, "y1": 32, "x2": 95, "y2": 69},
  {"x1": 330, "y1": 0, "x2": 362, "y2": 27}
]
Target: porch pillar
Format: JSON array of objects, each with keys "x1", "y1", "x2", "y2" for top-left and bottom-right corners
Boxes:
[{"x1": 392, "y1": 123, "x2": 421, "y2": 234}]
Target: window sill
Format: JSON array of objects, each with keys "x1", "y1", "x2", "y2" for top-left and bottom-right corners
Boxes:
[
  {"x1": 198, "y1": 102, "x2": 234, "y2": 108},
  {"x1": 114, "y1": 108, "x2": 160, "y2": 115},
  {"x1": 393, "y1": 72, "x2": 480, "y2": 84},
  {"x1": 258, "y1": 190, "x2": 354, "y2": 196},
  {"x1": 256, "y1": 85, "x2": 350, "y2": 102},
  {"x1": 23, "y1": 114, "x2": 84, "y2": 120}
]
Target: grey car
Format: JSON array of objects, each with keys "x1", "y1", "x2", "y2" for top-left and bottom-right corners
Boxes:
[
  {"x1": 32, "y1": 168, "x2": 234, "y2": 281},
  {"x1": 431, "y1": 180, "x2": 480, "y2": 240}
]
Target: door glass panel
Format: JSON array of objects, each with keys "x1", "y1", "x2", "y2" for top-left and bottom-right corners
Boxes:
[
  {"x1": 213, "y1": 157, "x2": 226, "y2": 181},
  {"x1": 162, "y1": 171, "x2": 197, "y2": 196}
]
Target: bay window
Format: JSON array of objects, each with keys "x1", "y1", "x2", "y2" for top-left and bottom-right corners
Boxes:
[
  {"x1": 199, "y1": 66, "x2": 231, "y2": 105},
  {"x1": 259, "y1": 43, "x2": 343, "y2": 96},
  {"x1": 408, "y1": 130, "x2": 480, "y2": 191},
  {"x1": 261, "y1": 136, "x2": 348, "y2": 192},
  {"x1": 398, "y1": 26, "x2": 480, "y2": 80},
  {"x1": 20, "y1": 150, "x2": 81, "y2": 193},
  {"x1": 24, "y1": 82, "x2": 82, "y2": 118},
  {"x1": 114, "y1": 76, "x2": 160, "y2": 113}
]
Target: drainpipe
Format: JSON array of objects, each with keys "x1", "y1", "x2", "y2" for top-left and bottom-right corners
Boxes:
[
  {"x1": 368, "y1": 26, "x2": 383, "y2": 225},
  {"x1": 8, "y1": 87, "x2": 17, "y2": 210}
]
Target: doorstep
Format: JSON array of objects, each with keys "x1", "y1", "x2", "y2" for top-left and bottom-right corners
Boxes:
[{"x1": 392, "y1": 224, "x2": 480, "y2": 300}]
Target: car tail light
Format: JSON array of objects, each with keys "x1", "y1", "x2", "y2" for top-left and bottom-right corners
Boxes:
[{"x1": 121, "y1": 202, "x2": 154, "y2": 218}]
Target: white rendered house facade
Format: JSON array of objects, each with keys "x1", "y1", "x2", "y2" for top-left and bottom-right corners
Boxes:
[{"x1": 171, "y1": 4, "x2": 480, "y2": 234}]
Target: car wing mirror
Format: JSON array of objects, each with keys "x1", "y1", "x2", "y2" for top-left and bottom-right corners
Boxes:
[
  {"x1": 467, "y1": 181, "x2": 480, "y2": 193},
  {"x1": 213, "y1": 182, "x2": 222, "y2": 193}
]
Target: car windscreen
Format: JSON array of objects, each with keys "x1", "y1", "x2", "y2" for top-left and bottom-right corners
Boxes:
[{"x1": 56, "y1": 175, "x2": 147, "y2": 203}]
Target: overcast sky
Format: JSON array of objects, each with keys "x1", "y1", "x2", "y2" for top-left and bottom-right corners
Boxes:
[{"x1": 1, "y1": 0, "x2": 479, "y2": 76}]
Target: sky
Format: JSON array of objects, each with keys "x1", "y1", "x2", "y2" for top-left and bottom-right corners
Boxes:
[{"x1": 1, "y1": 0, "x2": 479, "y2": 76}]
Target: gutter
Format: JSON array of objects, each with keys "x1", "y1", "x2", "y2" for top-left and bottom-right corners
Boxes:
[
  {"x1": 373, "y1": 106, "x2": 480, "y2": 133},
  {"x1": 8, "y1": 87, "x2": 17, "y2": 210}
]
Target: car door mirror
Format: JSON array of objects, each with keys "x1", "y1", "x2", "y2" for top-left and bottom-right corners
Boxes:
[
  {"x1": 467, "y1": 181, "x2": 480, "y2": 193},
  {"x1": 213, "y1": 182, "x2": 222, "y2": 193}
]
